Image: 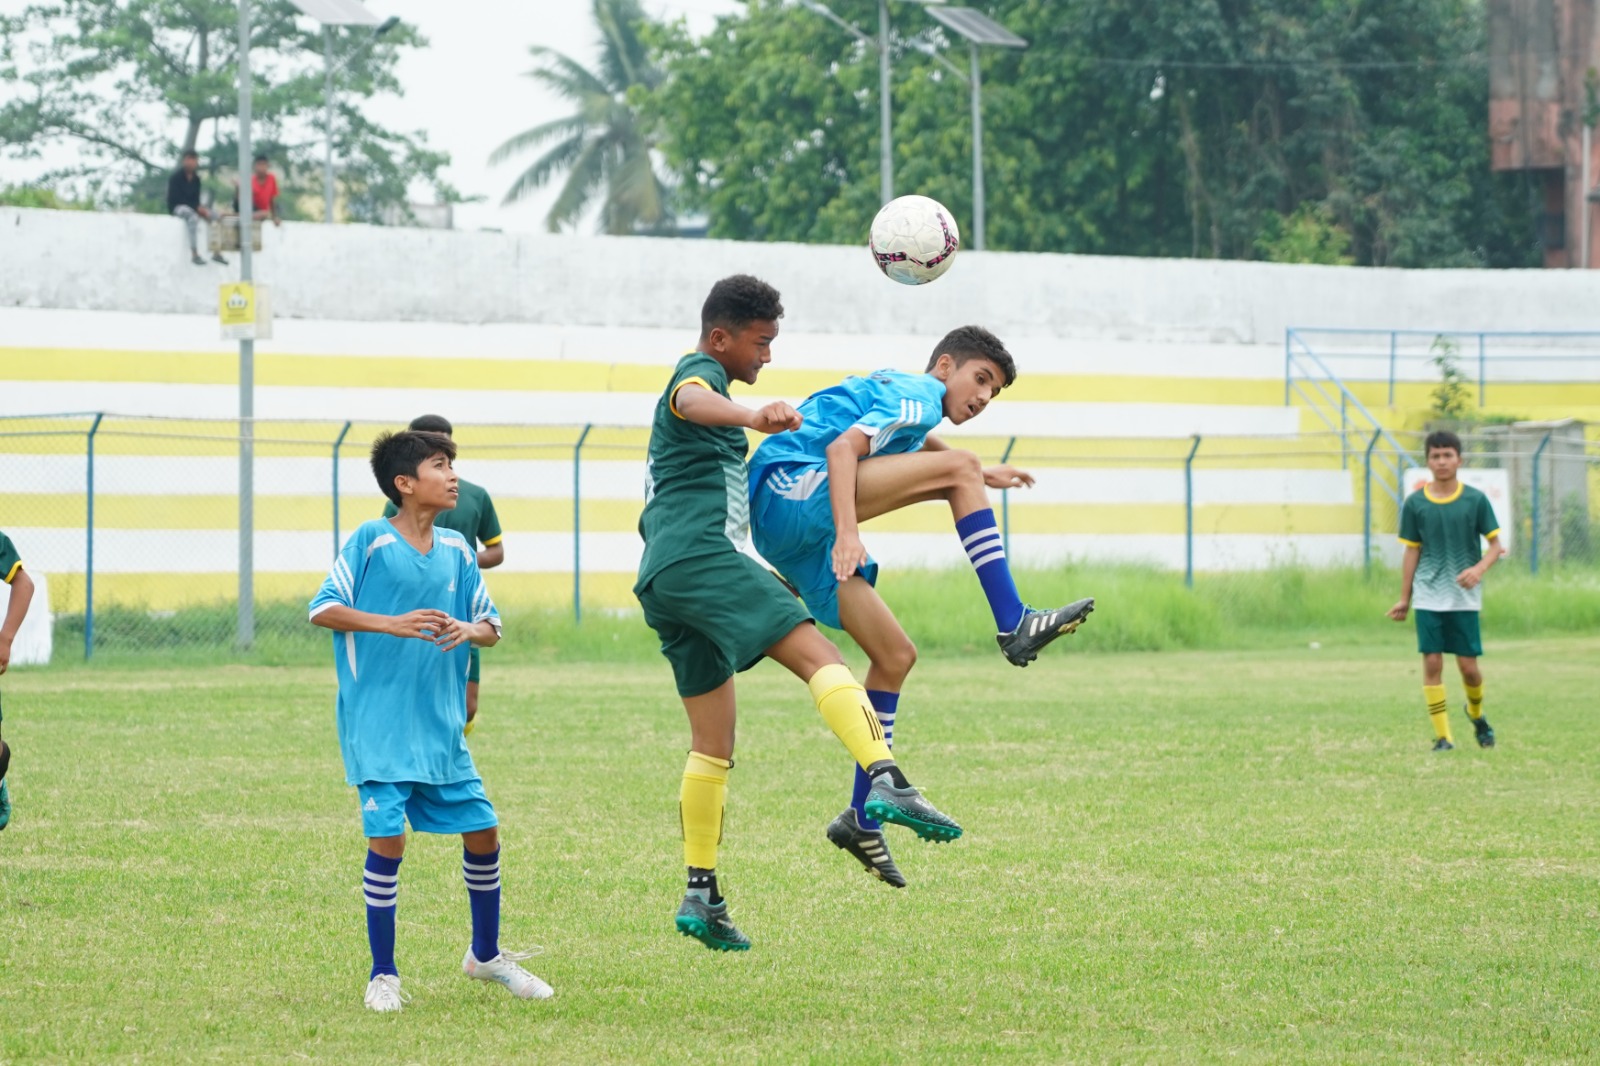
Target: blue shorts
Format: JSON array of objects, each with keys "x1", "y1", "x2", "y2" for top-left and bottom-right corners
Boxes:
[
  {"x1": 357, "y1": 778, "x2": 498, "y2": 838},
  {"x1": 751, "y1": 461, "x2": 877, "y2": 629}
]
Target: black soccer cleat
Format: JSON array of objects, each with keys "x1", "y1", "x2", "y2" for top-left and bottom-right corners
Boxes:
[
  {"x1": 1431, "y1": 738, "x2": 1455, "y2": 752},
  {"x1": 997, "y1": 598, "x2": 1095, "y2": 667},
  {"x1": 826, "y1": 808, "x2": 907, "y2": 888},
  {"x1": 1468, "y1": 706, "x2": 1496, "y2": 749}
]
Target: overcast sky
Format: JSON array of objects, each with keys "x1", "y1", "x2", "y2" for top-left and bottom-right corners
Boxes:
[{"x1": 363, "y1": 0, "x2": 742, "y2": 233}]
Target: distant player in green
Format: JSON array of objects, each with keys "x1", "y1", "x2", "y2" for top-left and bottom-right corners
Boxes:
[
  {"x1": 636, "y1": 274, "x2": 961, "y2": 952},
  {"x1": 1388, "y1": 430, "x2": 1504, "y2": 751},
  {"x1": 383, "y1": 414, "x2": 504, "y2": 735},
  {"x1": 0, "y1": 530, "x2": 35, "y2": 831}
]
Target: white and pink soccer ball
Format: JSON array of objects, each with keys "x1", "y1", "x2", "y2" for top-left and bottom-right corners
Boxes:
[{"x1": 869, "y1": 194, "x2": 960, "y2": 286}]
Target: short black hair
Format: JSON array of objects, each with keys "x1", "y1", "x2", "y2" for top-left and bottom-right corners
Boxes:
[
  {"x1": 926, "y1": 325, "x2": 1017, "y2": 387},
  {"x1": 1424, "y1": 429, "x2": 1462, "y2": 456},
  {"x1": 253, "y1": 153, "x2": 269, "y2": 164},
  {"x1": 701, "y1": 274, "x2": 783, "y2": 336},
  {"x1": 182, "y1": 150, "x2": 199, "y2": 160},
  {"x1": 371, "y1": 430, "x2": 455, "y2": 507},
  {"x1": 408, "y1": 414, "x2": 453, "y2": 436}
]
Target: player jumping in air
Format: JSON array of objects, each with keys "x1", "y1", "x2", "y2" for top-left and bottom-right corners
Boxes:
[
  {"x1": 312, "y1": 430, "x2": 551, "y2": 1011},
  {"x1": 383, "y1": 414, "x2": 506, "y2": 735},
  {"x1": 634, "y1": 274, "x2": 962, "y2": 952},
  {"x1": 1388, "y1": 429, "x2": 1504, "y2": 751},
  {"x1": 0, "y1": 529, "x2": 37, "y2": 831},
  {"x1": 747, "y1": 325, "x2": 1094, "y2": 886}
]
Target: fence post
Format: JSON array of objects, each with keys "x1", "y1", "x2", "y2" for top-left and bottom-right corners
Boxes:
[
  {"x1": 1477, "y1": 333, "x2": 1487, "y2": 407},
  {"x1": 1283, "y1": 330, "x2": 1292, "y2": 406},
  {"x1": 1184, "y1": 434, "x2": 1201, "y2": 588},
  {"x1": 1340, "y1": 390, "x2": 1348, "y2": 470},
  {"x1": 1387, "y1": 332, "x2": 1397, "y2": 407},
  {"x1": 84, "y1": 413, "x2": 105, "y2": 660},
  {"x1": 1530, "y1": 432, "x2": 1553, "y2": 574},
  {"x1": 999, "y1": 435, "x2": 1016, "y2": 557},
  {"x1": 1363, "y1": 429, "x2": 1382, "y2": 577},
  {"x1": 573, "y1": 424, "x2": 592, "y2": 623},
  {"x1": 331, "y1": 420, "x2": 352, "y2": 559}
]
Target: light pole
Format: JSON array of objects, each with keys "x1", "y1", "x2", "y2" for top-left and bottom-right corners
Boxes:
[
  {"x1": 797, "y1": 0, "x2": 945, "y2": 205},
  {"x1": 289, "y1": 0, "x2": 396, "y2": 223},
  {"x1": 237, "y1": 0, "x2": 254, "y2": 648},
  {"x1": 925, "y1": 6, "x2": 1027, "y2": 251}
]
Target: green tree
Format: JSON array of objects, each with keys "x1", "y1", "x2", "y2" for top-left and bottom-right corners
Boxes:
[
  {"x1": 0, "y1": 0, "x2": 454, "y2": 221},
  {"x1": 489, "y1": 0, "x2": 669, "y2": 234}
]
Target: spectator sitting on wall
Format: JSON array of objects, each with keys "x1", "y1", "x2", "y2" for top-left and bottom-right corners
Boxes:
[
  {"x1": 168, "y1": 150, "x2": 226, "y2": 266},
  {"x1": 230, "y1": 154, "x2": 282, "y2": 227}
]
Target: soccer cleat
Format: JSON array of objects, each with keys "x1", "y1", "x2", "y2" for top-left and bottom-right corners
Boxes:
[
  {"x1": 863, "y1": 774, "x2": 962, "y2": 843},
  {"x1": 675, "y1": 890, "x2": 751, "y2": 952},
  {"x1": 463, "y1": 947, "x2": 554, "y2": 1000},
  {"x1": 363, "y1": 973, "x2": 407, "y2": 1013},
  {"x1": 1468, "y1": 706, "x2": 1495, "y2": 749},
  {"x1": 1431, "y1": 738, "x2": 1455, "y2": 752},
  {"x1": 826, "y1": 808, "x2": 907, "y2": 888},
  {"x1": 997, "y1": 598, "x2": 1095, "y2": 667}
]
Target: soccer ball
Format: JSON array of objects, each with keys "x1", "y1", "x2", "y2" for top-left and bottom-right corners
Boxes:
[{"x1": 869, "y1": 195, "x2": 960, "y2": 285}]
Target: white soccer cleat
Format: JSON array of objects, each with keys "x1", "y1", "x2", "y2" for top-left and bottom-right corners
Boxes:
[
  {"x1": 363, "y1": 973, "x2": 407, "y2": 1013},
  {"x1": 462, "y1": 948, "x2": 554, "y2": 1000}
]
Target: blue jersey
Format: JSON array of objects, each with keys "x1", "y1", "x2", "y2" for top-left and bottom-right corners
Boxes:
[
  {"x1": 748, "y1": 369, "x2": 947, "y2": 487},
  {"x1": 310, "y1": 518, "x2": 502, "y2": 787}
]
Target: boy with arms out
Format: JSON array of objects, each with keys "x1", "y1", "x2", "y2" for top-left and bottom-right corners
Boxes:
[
  {"x1": 635, "y1": 275, "x2": 962, "y2": 952},
  {"x1": 0, "y1": 530, "x2": 36, "y2": 831},
  {"x1": 1388, "y1": 430, "x2": 1504, "y2": 751},
  {"x1": 383, "y1": 414, "x2": 505, "y2": 734},
  {"x1": 312, "y1": 430, "x2": 551, "y2": 1011},
  {"x1": 748, "y1": 326, "x2": 1094, "y2": 886}
]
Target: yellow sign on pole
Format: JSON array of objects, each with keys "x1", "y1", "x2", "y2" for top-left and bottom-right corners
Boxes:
[{"x1": 219, "y1": 282, "x2": 272, "y2": 341}]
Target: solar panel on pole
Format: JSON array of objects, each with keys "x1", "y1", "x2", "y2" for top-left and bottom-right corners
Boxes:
[
  {"x1": 924, "y1": 7, "x2": 1027, "y2": 48},
  {"x1": 288, "y1": 0, "x2": 382, "y2": 26}
]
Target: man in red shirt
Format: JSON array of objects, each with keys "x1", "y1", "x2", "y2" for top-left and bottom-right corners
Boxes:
[{"x1": 231, "y1": 154, "x2": 282, "y2": 226}]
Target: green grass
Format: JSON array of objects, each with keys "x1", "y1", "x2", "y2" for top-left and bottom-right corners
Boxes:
[{"x1": 3, "y1": 639, "x2": 1597, "y2": 1063}]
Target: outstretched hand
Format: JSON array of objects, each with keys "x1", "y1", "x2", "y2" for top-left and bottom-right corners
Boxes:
[
  {"x1": 750, "y1": 402, "x2": 803, "y2": 435},
  {"x1": 984, "y1": 464, "x2": 1035, "y2": 490}
]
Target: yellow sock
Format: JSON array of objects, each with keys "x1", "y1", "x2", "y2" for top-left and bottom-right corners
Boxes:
[
  {"x1": 680, "y1": 752, "x2": 730, "y2": 870},
  {"x1": 807, "y1": 664, "x2": 893, "y2": 771},
  {"x1": 1465, "y1": 682, "x2": 1484, "y2": 720},
  {"x1": 1424, "y1": 684, "x2": 1451, "y2": 742}
]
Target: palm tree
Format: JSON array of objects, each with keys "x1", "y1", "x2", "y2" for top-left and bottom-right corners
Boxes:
[{"x1": 490, "y1": 0, "x2": 669, "y2": 234}]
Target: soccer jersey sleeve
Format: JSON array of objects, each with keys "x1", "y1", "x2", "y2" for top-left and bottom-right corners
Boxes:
[
  {"x1": 847, "y1": 372, "x2": 944, "y2": 455},
  {"x1": 310, "y1": 524, "x2": 370, "y2": 619},
  {"x1": 459, "y1": 553, "x2": 502, "y2": 636},
  {"x1": 668, "y1": 355, "x2": 730, "y2": 418},
  {"x1": 1477, "y1": 493, "x2": 1501, "y2": 540},
  {"x1": 0, "y1": 532, "x2": 22, "y2": 585},
  {"x1": 478, "y1": 492, "x2": 503, "y2": 547},
  {"x1": 1398, "y1": 496, "x2": 1422, "y2": 547}
]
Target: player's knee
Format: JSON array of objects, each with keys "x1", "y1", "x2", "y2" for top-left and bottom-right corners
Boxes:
[
  {"x1": 876, "y1": 638, "x2": 917, "y2": 683},
  {"x1": 947, "y1": 448, "x2": 984, "y2": 484},
  {"x1": 0, "y1": 739, "x2": 10, "y2": 781}
]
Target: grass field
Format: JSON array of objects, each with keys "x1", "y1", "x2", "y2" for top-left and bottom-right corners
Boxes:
[{"x1": 3, "y1": 637, "x2": 1598, "y2": 1063}]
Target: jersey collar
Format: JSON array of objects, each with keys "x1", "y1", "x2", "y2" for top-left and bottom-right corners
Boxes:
[{"x1": 1422, "y1": 481, "x2": 1463, "y2": 504}]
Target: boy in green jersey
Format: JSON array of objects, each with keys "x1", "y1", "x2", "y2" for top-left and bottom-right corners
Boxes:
[
  {"x1": 1388, "y1": 430, "x2": 1504, "y2": 751},
  {"x1": 0, "y1": 529, "x2": 37, "y2": 830},
  {"x1": 635, "y1": 275, "x2": 962, "y2": 952},
  {"x1": 384, "y1": 415, "x2": 504, "y2": 734}
]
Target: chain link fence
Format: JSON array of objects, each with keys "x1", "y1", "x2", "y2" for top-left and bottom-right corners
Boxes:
[{"x1": 2, "y1": 414, "x2": 1594, "y2": 661}]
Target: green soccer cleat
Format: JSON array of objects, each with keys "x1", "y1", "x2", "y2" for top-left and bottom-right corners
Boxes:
[
  {"x1": 0, "y1": 778, "x2": 9, "y2": 831},
  {"x1": 826, "y1": 808, "x2": 907, "y2": 888},
  {"x1": 1431, "y1": 738, "x2": 1455, "y2": 752},
  {"x1": 998, "y1": 598, "x2": 1095, "y2": 667},
  {"x1": 863, "y1": 774, "x2": 963, "y2": 843},
  {"x1": 675, "y1": 891, "x2": 751, "y2": 952},
  {"x1": 1468, "y1": 706, "x2": 1495, "y2": 749}
]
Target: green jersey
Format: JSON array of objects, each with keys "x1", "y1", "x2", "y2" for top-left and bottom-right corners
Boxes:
[
  {"x1": 383, "y1": 477, "x2": 502, "y2": 548},
  {"x1": 1399, "y1": 482, "x2": 1500, "y2": 611},
  {"x1": 0, "y1": 531, "x2": 21, "y2": 585},
  {"x1": 635, "y1": 352, "x2": 752, "y2": 590}
]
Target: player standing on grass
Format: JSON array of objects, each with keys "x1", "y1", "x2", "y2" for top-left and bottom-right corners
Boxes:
[
  {"x1": 1388, "y1": 430, "x2": 1504, "y2": 751},
  {"x1": 312, "y1": 430, "x2": 551, "y2": 1012},
  {"x1": 0, "y1": 529, "x2": 36, "y2": 831},
  {"x1": 383, "y1": 414, "x2": 505, "y2": 735},
  {"x1": 747, "y1": 326, "x2": 1094, "y2": 886},
  {"x1": 634, "y1": 274, "x2": 962, "y2": 953}
]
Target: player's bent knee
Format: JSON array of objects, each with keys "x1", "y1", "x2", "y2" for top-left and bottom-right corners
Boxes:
[
  {"x1": 948, "y1": 448, "x2": 984, "y2": 482},
  {"x1": 876, "y1": 639, "x2": 917, "y2": 682}
]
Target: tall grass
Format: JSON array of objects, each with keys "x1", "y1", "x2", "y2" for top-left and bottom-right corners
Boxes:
[{"x1": 45, "y1": 564, "x2": 1600, "y2": 670}]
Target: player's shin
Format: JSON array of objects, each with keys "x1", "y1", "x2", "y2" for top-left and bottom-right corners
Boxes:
[
  {"x1": 463, "y1": 846, "x2": 501, "y2": 964},
  {"x1": 955, "y1": 508, "x2": 1025, "y2": 633},
  {"x1": 851, "y1": 690, "x2": 899, "y2": 830},
  {"x1": 1424, "y1": 684, "x2": 1452, "y2": 742},
  {"x1": 363, "y1": 851, "x2": 402, "y2": 979},
  {"x1": 807, "y1": 664, "x2": 893, "y2": 772},
  {"x1": 681, "y1": 752, "x2": 730, "y2": 896}
]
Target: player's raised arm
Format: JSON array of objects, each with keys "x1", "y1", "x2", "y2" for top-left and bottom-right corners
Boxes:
[{"x1": 675, "y1": 383, "x2": 801, "y2": 435}]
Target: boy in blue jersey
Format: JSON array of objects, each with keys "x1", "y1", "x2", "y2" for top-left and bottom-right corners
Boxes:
[
  {"x1": 749, "y1": 325, "x2": 1095, "y2": 887},
  {"x1": 311, "y1": 430, "x2": 552, "y2": 1012}
]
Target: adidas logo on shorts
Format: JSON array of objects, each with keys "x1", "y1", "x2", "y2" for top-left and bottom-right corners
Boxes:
[{"x1": 364, "y1": 797, "x2": 379, "y2": 812}]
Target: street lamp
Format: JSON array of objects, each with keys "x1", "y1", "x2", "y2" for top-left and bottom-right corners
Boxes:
[
  {"x1": 924, "y1": 6, "x2": 1026, "y2": 251},
  {"x1": 289, "y1": 0, "x2": 398, "y2": 223},
  {"x1": 796, "y1": 0, "x2": 945, "y2": 206}
]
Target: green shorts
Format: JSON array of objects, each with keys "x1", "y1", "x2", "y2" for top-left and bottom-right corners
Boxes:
[
  {"x1": 467, "y1": 646, "x2": 481, "y2": 684},
  {"x1": 1415, "y1": 609, "x2": 1483, "y2": 657},
  {"x1": 637, "y1": 551, "x2": 813, "y2": 698}
]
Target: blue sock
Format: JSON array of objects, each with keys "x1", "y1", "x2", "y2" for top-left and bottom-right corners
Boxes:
[
  {"x1": 363, "y1": 850, "x2": 401, "y2": 979},
  {"x1": 851, "y1": 690, "x2": 900, "y2": 831},
  {"x1": 955, "y1": 508, "x2": 1025, "y2": 633},
  {"x1": 463, "y1": 846, "x2": 501, "y2": 963}
]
